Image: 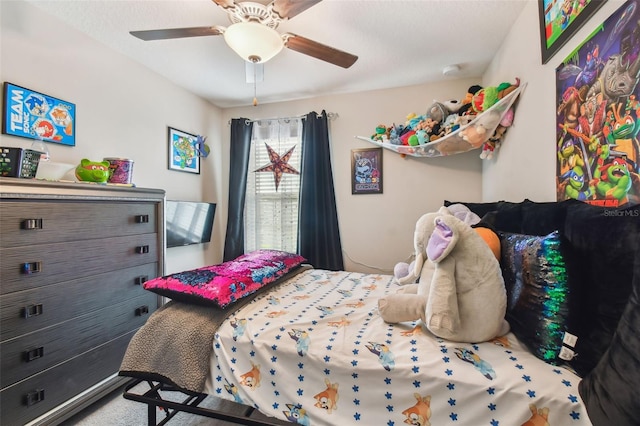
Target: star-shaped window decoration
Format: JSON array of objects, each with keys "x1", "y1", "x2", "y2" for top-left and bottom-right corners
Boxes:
[{"x1": 253, "y1": 143, "x2": 300, "y2": 191}]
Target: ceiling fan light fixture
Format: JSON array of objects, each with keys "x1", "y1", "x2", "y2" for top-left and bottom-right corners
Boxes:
[{"x1": 223, "y1": 21, "x2": 284, "y2": 63}]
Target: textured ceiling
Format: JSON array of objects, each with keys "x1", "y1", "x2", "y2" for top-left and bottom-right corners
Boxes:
[{"x1": 26, "y1": 0, "x2": 528, "y2": 108}]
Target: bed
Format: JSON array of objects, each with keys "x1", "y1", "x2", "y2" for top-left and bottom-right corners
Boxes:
[
  {"x1": 119, "y1": 200, "x2": 640, "y2": 426},
  {"x1": 120, "y1": 268, "x2": 587, "y2": 425}
]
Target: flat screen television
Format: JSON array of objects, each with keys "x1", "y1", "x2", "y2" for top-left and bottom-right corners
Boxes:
[{"x1": 165, "y1": 200, "x2": 216, "y2": 248}]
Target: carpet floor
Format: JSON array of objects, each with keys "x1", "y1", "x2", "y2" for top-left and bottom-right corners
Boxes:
[{"x1": 59, "y1": 381, "x2": 289, "y2": 426}]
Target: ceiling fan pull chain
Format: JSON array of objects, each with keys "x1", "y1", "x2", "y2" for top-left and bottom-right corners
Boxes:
[{"x1": 253, "y1": 59, "x2": 258, "y2": 106}]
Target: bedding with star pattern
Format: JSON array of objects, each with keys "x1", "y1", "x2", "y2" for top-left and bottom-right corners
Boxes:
[{"x1": 205, "y1": 268, "x2": 590, "y2": 426}]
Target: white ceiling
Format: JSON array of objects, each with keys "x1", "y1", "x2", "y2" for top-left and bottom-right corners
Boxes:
[{"x1": 26, "y1": 0, "x2": 529, "y2": 108}]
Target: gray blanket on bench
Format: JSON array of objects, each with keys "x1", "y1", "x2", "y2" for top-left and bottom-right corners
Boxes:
[
  {"x1": 119, "y1": 300, "x2": 228, "y2": 393},
  {"x1": 119, "y1": 265, "x2": 311, "y2": 393}
]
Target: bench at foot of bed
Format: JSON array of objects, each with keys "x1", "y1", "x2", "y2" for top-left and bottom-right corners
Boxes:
[{"x1": 122, "y1": 379, "x2": 288, "y2": 426}]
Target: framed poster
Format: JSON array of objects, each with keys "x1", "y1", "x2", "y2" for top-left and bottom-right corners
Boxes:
[
  {"x1": 351, "y1": 148, "x2": 382, "y2": 194},
  {"x1": 555, "y1": 0, "x2": 640, "y2": 207},
  {"x1": 2, "y1": 82, "x2": 76, "y2": 146},
  {"x1": 168, "y1": 126, "x2": 200, "y2": 174},
  {"x1": 539, "y1": 0, "x2": 607, "y2": 64}
]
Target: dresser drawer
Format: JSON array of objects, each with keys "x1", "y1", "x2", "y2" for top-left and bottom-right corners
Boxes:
[
  {"x1": 0, "y1": 263, "x2": 158, "y2": 342},
  {"x1": 0, "y1": 330, "x2": 134, "y2": 426},
  {"x1": 1, "y1": 291, "x2": 157, "y2": 388},
  {"x1": 0, "y1": 200, "x2": 158, "y2": 248},
  {"x1": 0, "y1": 233, "x2": 159, "y2": 294}
]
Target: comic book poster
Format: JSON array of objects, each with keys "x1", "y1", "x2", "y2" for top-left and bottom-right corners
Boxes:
[
  {"x1": 2, "y1": 82, "x2": 76, "y2": 146},
  {"x1": 556, "y1": 0, "x2": 640, "y2": 207}
]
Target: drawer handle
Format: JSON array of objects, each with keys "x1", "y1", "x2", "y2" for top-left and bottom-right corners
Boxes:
[
  {"x1": 21, "y1": 218, "x2": 43, "y2": 230},
  {"x1": 24, "y1": 389, "x2": 45, "y2": 406},
  {"x1": 23, "y1": 304, "x2": 44, "y2": 318},
  {"x1": 24, "y1": 347, "x2": 45, "y2": 362},
  {"x1": 22, "y1": 261, "x2": 42, "y2": 274},
  {"x1": 135, "y1": 245, "x2": 150, "y2": 254},
  {"x1": 135, "y1": 214, "x2": 150, "y2": 223},
  {"x1": 134, "y1": 275, "x2": 149, "y2": 285},
  {"x1": 135, "y1": 305, "x2": 149, "y2": 316}
]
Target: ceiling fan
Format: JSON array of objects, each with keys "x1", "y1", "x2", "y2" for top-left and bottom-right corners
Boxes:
[{"x1": 130, "y1": 0, "x2": 358, "y2": 68}]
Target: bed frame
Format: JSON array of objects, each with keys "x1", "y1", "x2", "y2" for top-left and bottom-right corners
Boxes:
[{"x1": 122, "y1": 378, "x2": 286, "y2": 426}]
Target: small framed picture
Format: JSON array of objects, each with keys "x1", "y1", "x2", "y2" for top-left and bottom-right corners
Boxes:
[
  {"x1": 168, "y1": 126, "x2": 200, "y2": 174},
  {"x1": 351, "y1": 148, "x2": 382, "y2": 194},
  {"x1": 2, "y1": 82, "x2": 76, "y2": 146}
]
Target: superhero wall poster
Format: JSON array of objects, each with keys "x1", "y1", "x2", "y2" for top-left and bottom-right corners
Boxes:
[{"x1": 556, "y1": 0, "x2": 640, "y2": 207}]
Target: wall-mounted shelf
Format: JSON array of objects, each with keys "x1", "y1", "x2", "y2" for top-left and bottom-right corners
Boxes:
[{"x1": 356, "y1": 84, "x2": 524, "y2": 158}]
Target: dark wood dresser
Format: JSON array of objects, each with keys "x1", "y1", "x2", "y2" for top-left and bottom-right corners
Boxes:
[{"x1": 0, "y1": 178, "x2": 165, "y2": 425}]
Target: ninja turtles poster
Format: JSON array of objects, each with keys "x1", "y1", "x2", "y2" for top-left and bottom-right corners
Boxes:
[
  {"x1": 556, "y1": 0, "x2": 640, "y2": 207},
  {"x1": 2, "y1": 82, "x2": 76, "y2": 146}
]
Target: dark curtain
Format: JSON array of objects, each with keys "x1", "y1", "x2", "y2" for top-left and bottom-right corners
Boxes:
[
  {"x1": 298, "y1": 111, "x2": 344, "y2": 270},
  {"x1": 223, "y1": 118, "x2": 253, "y2": 261}
]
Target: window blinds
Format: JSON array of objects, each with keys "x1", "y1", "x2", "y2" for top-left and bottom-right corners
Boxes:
[{"x1": 245, "y1": 119, "x2": 302, "y2": 253}]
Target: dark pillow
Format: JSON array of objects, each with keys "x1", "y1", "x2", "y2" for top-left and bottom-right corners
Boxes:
[
  {"x1": 143, "y1": 249, "x2": 306, "y2": 308},
  {"x1": 579, "y1": 238, "x2": 640, "y2": 426},
  {"x1": 444, "y1": 200, "x2": 524, "y2": 233},
  {"x1": 448, "y1": 199, "x2": 580, "y2": 236},
  {"x1": 563, "y1": 202, "x2": 640, "y2": 376},
  {"x1": 519, "y1": 198, "x2": 578, "y2": 236},
  {"x1": 443, "y1": 200, "x2": 500, "y2": 218},
  {"x1": 479, "y1": 201, "x2": 524, "y2": 233},
  {"x1": 498, "y1": 231, "x2": 571, "y2": 365}
]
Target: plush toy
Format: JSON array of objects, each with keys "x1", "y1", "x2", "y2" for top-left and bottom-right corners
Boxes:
[
  {"x1": 372, "y1": 124, "x2": 390, "y2": 142},
  {"x1": 480, "y1": 107, "x2": 515, "y2": 160},
  {"x1": 415, "y1": 117, "x2": 441, "y2": 140},
  {"x1": 457, "y1": 85, "x2": 483, "y2": 116},
  {"x1": 442, "y1": 114, "x2": 461, "y2": 135},
  {"x1": 442, "y1": 99, "x2": 462, "y2": 114},
  {"x1": 389, "y1": 124, "x2": 405, "y2": 145},
  {"x1": 460, "y1": 110, "x2": 502, "y2": 148},
  {"x1": 480, "y1": 130, "x2": 504, "y2": 160},
  {"x1": 425, "y1": 101, "x2": 450, "y2": 124},
  {"x1": 75, "y1": 158, "x2": 110, "y2": 183},
  {"x1": 405, "y1": 113, "x2": 425, "y2": 130},
  {"x1": 393, "y1": 260, "x2": 415, "y2": 280},
  {"x1": 471, "y1": 78, "x2": 520, "y2": 114},
  {"x1": 408, "y1": 129, "x2": 429, "y2": 146},
  {"x1": 460, "y1": 123, "x2": 491, "y2": 148},
  {"x1": 392, "y1": 204, "x2": 499, "y2": 281},
  {"x1": 400, "y1": 130, "x2": 416, "y2": 146},
  {"x1": 423, "y1": 102, "x2": 454, "y2": 141},
  {"x1": 378, "y1": 206, "x2": 509, "y2": 343},
  {"x1": 423, "y1": 99, "x2": 470, "y2": 141},
  {"x1": 434, "y1": 134, "x2": 477, "y2": 155}
]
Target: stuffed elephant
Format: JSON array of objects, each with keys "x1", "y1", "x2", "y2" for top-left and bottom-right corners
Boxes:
[{"x1": 378, "y1": 206, "x2": 509, "y2": 343}]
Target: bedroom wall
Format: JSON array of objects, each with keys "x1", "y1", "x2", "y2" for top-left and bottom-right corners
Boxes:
[
  {"x1": 0, "y1": 0, "x2": 225, "y2": 274},
  {"x1": 482, "y1": 0, "x2": 627, "y2": 202},
  {"x1": 221, "y1": 79, "x2": 484, "y2": 274}
]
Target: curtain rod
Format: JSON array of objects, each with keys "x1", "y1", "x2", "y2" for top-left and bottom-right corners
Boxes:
[{"x1": 228, "y1": 112, "x2": 338, "y2": 125}]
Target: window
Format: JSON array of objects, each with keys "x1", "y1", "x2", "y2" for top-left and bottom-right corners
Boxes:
[{"x1": 244, "y1": 119, "x2": 302, "y2": 253}]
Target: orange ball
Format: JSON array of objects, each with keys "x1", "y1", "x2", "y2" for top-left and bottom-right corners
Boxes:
[{"x1": 474, "y1": 227, "x2": 501, "y2": 261}]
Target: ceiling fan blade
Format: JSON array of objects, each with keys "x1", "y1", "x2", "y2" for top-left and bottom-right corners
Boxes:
[
  {"x1": 130, "y1": 26, "x2": 225, "y2": 41},
  {"x1": 211, "y1": 0, "x2": 236, "y2": 10},
  {"x1": 283, "y1": 33, "x2": 357, "y2": 68},
  {"x1": 272, "y1": 0, "x2": 322, "y2": 19}
]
